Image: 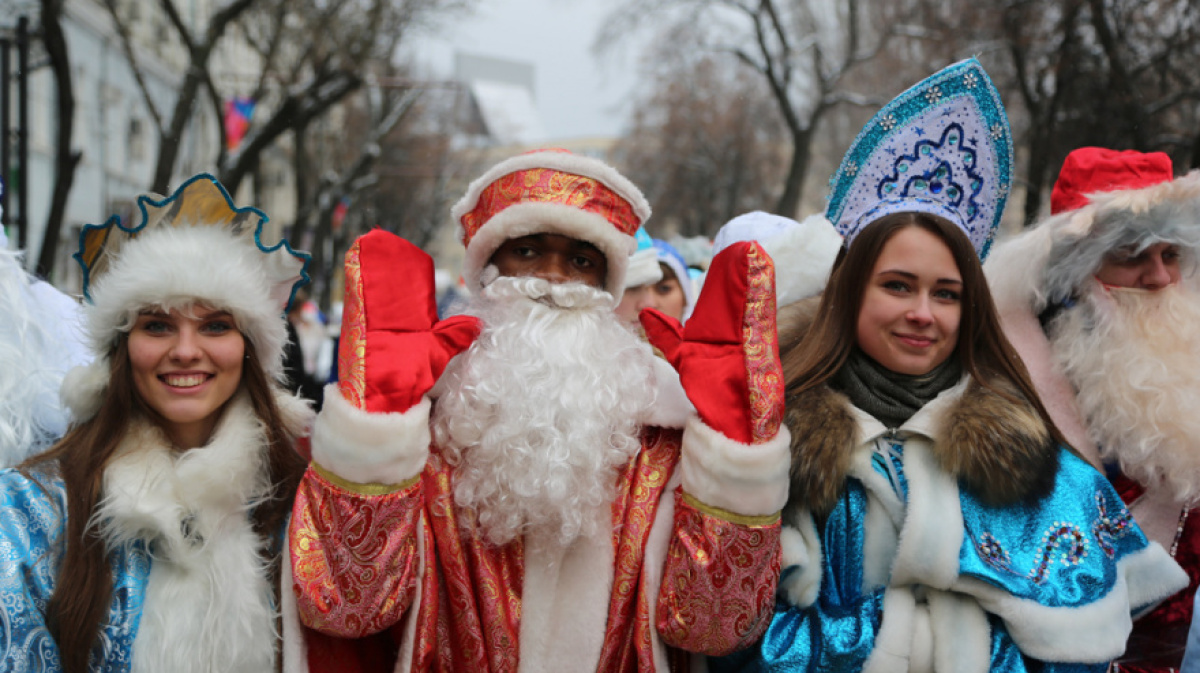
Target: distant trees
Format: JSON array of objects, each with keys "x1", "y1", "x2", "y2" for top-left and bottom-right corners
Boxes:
[
  {"x1": 601, "y1": 0, "x2": 930, "y2": 220},
  {"x1": 608, "y1": 0, "x2": 1200, "y2": 227},
  {"x1": 610, "y1": 30, "x2": 787, "y2": 236},
  {"x1": 31, "y1": 0, "x2": 476, "y2": 283},
  {"x1": 35, "y1": 0, "x2": 80, "y2": 277}
]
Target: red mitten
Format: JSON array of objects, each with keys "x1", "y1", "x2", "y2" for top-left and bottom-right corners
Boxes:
[
  {"x1": 639, "y1": 241, "x2": 783, "y2": 444},
  {"x1": 337, "y1": 230, "x2": 480, "y2": 413}
]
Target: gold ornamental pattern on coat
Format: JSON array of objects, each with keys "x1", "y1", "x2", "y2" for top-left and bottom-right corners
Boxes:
[
  {"x1": 337, "y1": 241, "x2": 366, "y2": 409},
  {"x1": 742, "y1": 243, "x2": 784, "y2": 443}
]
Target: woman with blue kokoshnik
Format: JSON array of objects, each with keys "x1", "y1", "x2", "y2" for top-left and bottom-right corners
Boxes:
[{"x1": 713, "y1": 59, "x2": 1187, "y2": 672}]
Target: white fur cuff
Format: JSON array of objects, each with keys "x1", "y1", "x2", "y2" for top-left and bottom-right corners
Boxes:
[
  {"x1": 1124, "y1": 541, "x2": 1190, "y2": 616},
  {"x1": 957, "y1": 541, "x2": 1188, "y2": 662},
  {"x1": 311, "y1": 384, "x2": 431, "y2": 486},
  {"x1": 679, "y1": 417, "x2": 790, "y2": 517}
]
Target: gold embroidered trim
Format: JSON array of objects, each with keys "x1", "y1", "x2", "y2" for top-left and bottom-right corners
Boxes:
[
  {"x1": 681, "y1": 491, "x2": 780, "y2": 527},
  {"x1": 310, "y1": 461, "x2": 419, "y2": 496}
]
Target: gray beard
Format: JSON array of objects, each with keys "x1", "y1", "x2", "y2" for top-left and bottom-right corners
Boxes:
[
  {"x1": 430, "y1": 276, "x2": 657, "y2": 546},
  {"x1": 1049, "y1": 280, "x2": 1200, "y2": 504}
]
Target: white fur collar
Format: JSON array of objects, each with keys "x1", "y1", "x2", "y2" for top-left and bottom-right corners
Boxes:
[{"x1": 97, "y1": 391, "x2": 282, "y2": 673}]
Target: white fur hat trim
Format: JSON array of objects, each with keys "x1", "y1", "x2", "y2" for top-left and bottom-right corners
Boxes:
[{"x1": 72, "y1": 226, "x2": 290, "y2": 420}]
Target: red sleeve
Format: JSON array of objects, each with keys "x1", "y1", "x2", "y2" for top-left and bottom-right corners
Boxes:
[
  {"x1": 656, "y1": 488, "x2": 780, "y2": 656},
  {"x1": 290, "y1": 464, "x2": 423, "y2": 638}
]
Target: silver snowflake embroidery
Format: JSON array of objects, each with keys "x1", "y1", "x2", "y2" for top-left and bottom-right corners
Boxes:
[
  {"x1": 845, "y1": 161, "x2": 858, "y2": 176},
  {"x1": 880, "y1": 114, "x2": 897, "y2": 131},
  {"x1": 990, "y1": 123, "x2": 1005, "y2": 140},
  {"x1": 925, "y1": 86, "x2": 943, "y2": 104},
  {"x1": 963, "y1": 72, "x2": 978, "y2": 88}
]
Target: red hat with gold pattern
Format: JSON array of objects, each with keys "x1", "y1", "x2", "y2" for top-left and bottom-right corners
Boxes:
[{"x1": 451, "y1": 149, "x2": 651, "y2": 300}]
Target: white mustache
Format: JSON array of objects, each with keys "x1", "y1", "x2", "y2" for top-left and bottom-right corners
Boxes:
[{"x1": 481, "y1": 275, "x2": 614, "y2": 311}]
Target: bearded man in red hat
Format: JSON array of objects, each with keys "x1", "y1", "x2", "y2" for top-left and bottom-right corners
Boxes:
[
  {"x1": 287, "y1": 149, "x2": 790, "y2": 672},
  {"x1": 986, "y1": 147, "x2": 1200, "y2": 671}
]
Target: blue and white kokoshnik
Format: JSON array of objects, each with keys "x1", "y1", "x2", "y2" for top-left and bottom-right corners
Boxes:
[{"x1": 826, "y1": 58, "x2": 1013, "y2": 260}]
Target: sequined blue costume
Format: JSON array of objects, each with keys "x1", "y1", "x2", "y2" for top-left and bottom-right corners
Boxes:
[
  {"x1": 0, "y1": 468, "x2": 148, "y2": 672},
  {"x1": 713, "y1": 381, "x2": 1186, "y2": 672}
]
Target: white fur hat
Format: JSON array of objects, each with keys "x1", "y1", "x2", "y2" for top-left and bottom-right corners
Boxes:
[
  {"x1": 712, "y1": 211, "x2": 843, "y2": 307},
  {"x1": 450, "y1": 149, "x2": 651, "y2": 301},
  {"x1": 62, "y1": 174, "x2": 309, "y2": 420},
  {"x1": 624, "y1": 226, "x2": 664, "y2": 289}
]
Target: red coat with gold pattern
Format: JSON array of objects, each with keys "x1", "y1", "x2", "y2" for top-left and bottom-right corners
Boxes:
[
  {"x1": 1110, "y1": 474, "x2": 1200, "y2": 672},
  {"x1": 288, "y1": 388, "x2": 789, "y2": 673}
]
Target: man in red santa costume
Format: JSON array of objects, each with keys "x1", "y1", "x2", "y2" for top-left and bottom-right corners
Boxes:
[
  {"x1": 287, "y1": 149, "x2": 791, "y2": 672},
  {"x1": 985, "y1": 147, "x2": 1200, "y2": 671}
]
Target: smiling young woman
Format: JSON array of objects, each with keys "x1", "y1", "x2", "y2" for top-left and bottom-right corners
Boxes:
[
  {"x1": 127, "y1": 308, "x2": 246, "y2": 450},
  {"x1": 0, "y1": 175, "x2": 312, "y2": 673},
  {"x1": 714, "y1": 60, "x2": 1187, "y2": 673}
]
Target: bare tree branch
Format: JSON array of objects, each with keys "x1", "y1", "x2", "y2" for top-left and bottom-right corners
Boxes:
[{"x1": 100, "y1": 0, "x2": 164, "y2": 131}]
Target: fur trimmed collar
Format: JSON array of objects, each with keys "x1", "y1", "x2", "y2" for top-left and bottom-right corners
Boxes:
[
  {"x1": 784, "y1": 376, "x2": 1059, "y2": 521},
  {"x1": 95, "y1": 389, "x2": 311, "y2": 673}
]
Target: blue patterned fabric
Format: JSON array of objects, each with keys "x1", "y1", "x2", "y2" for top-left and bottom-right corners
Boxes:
[
  {"x1": 958, "y1": 451, "x2": 1147, "y2": 610},
  {"x1": 826, "y1": 58, "x2": 1013, "y2": 259},
  {"x1": 0, "y1": 468, "x2": 149, "y2": 672},
  {"x1": 711, "y1": 447, "x2": 1146, "y2": 672}
]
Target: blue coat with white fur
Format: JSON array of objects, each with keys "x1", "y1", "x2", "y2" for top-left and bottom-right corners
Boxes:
[{"x1": 714, "y1": 376, "x2": 1187, "y2": 672}]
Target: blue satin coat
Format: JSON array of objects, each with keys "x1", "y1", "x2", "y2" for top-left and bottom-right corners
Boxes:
[{"x1": 714, "y1": 442, "x2": 1173, "y2": 673}]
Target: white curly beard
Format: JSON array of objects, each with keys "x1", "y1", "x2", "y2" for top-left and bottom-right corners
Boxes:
[
  {"x1": 1050, "y1": 280, "x2": 1200, "y2": 505},
  {"x1": 430, "y1": 275, "x2": 657, "y2": 546}
]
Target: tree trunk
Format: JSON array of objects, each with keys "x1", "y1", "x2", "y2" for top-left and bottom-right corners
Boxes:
[
  {"x1": 36, "y1": 0, "x2": 81, "y2": 280},
  {"x1": 1023, "y1": 127, "x2": 1052, "y2": 225},
  {"x1": 774, "y1": 125, "x2": 813, "y2": 218}
]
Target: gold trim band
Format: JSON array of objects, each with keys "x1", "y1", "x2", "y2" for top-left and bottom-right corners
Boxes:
[
  {"x1": 681, "y1": 492, "x2": 780, "y2": 527},
  {"x1": 310, "y1": 462, "x2": 419, "y2": 496}
]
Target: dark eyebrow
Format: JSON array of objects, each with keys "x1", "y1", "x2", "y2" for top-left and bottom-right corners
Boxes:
[
  {"x1": 877, "y1": 269, "x2": 962, "y2": 285},
  {"x1": 877, "y1": 269, "x2": 917, "y2": 280},
  {"x1": 569, "y1": 240, "x2": 603, "y2": 256}
]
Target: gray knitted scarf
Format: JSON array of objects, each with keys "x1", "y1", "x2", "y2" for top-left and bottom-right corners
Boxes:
[{"x1": 831, "y1": 348, "x2": 962, "y2": 430}]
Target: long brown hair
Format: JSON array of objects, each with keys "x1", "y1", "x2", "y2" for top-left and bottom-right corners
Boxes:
[
  {"x1": 20, "y1": 330, "x2": 306, "y2": 672},
  {"x1": 781, "y1": 211, "x2": 1068, "y2": 447}
]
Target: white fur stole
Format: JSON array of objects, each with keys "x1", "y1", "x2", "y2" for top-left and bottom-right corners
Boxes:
[{"x1": 96, "y1": 392, "x2": 279, "y2": 673}]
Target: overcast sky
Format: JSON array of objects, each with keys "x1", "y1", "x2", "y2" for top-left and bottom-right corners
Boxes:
[{"x1": 411, "y1": 0, "x2": 644, "y2": 141}]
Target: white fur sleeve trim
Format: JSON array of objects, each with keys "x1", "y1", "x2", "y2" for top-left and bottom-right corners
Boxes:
[
  {"x1": 310, "y1": 384, "x2": 431, "y2": 486},
  {"x1": 680, "y1": 416, "x2": 790, "y2": 516},
  {"x1": 955, "y1": 542, "x2": 1188, "y2": 662},
  {"x1": 1124, "y1": 541, "x2": 1190, "y2": 616}
]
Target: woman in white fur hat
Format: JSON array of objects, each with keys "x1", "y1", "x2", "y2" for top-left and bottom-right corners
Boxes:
[{"x1": 0, "y1": 175, "x2": 312, "y2": 672}]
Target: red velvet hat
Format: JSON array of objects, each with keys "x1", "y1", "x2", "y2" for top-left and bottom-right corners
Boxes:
[{"x1": 1050, "y1": 147, "x2": 1174, "y2": 215}]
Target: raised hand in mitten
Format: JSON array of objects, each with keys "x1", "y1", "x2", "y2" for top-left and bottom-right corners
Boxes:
[
  {"x1": 337, "y1": 229, "x2": 480, "y2": 414},
  {"x1": 639, "y1": 241, "x2": 783, "y2": 444}
]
